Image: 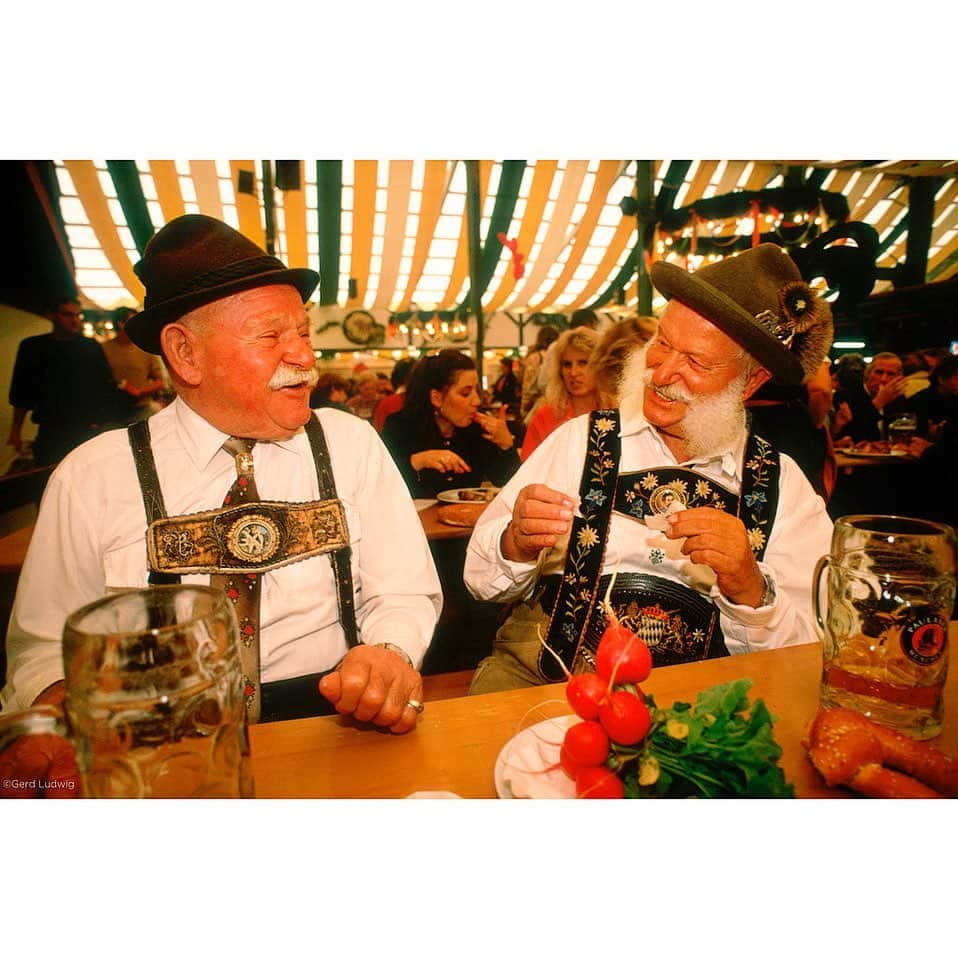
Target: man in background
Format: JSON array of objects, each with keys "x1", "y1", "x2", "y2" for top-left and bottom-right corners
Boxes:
[
  {"x1": 6, "y1": 297, "x2": 120, "y2": 465},
  {"x1": 832, "y1": 351, "x2": 909, "y2": 444}
]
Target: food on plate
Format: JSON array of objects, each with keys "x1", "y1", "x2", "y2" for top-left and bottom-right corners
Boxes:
[
  {"x1": 457, "y1": 487, "x2": 498, "y2": 502},
  {"x1": 844, "y1": 439, "x2": 913, "y2": 457},
  {"x1": 804, "y1": 707, "x2": 958, "y2": 798},
  {"x1": 554, "y1": 608, "x2": 793, "y2": 798},
  {"x1": 437, "y1": 502, "x2": 489, "y2": 527}
]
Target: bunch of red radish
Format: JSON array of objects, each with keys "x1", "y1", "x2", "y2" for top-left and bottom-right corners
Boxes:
[{"x1": 561, "y1": 620, "x2": 653, "y2": 798}]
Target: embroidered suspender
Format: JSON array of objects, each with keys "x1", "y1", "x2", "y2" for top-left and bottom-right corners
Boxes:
[
  {"x1": 539, "y1": 410, "x2": 621, "y2": 681},
  {"x1": 541, "y1": 412, "x2": 780, "y2": 677},
  {"x1": 126, "y1": 414, "x2": 359, "y2": 648}
]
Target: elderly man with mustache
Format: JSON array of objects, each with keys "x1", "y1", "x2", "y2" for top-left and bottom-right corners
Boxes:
[
  {"x1": 2, "y1": 216, "x2": 441, "y2": 791},
  {"x1": 464, "y1": 244, "x2": 835, "y2": 692}
]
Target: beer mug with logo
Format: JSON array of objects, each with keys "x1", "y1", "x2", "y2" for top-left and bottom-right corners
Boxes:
[{"x1": 814, "y1": 515, "x2": 956, "y2": 739}]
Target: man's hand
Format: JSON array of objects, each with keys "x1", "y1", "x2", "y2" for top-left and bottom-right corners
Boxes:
[
  {"x1": 871, "y1": 375, "x2": 906, "y2": 411},
  {"x1": 318, "y1": 644, "x2": 423, "y2": 735},
  {"x1": 410, "y1": 449, "x2": 471, "y2": 474},
  {"x1": 666, "y1": 507, "x2": 766, "y2": 607},
  {"x1": 831, "y1": 400, "x2": 852, "y2": 436},
  {"x1": 501, "y1": 483, "x2": 575, "y2": 562}
]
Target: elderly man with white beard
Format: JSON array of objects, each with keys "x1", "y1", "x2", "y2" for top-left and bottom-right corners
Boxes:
[
  {"x1": 2, "y1": 215, "x2": 441, "y2": 771},
  {"x1": 463, "y1": 244, "x2": 834, "y2": 692}
]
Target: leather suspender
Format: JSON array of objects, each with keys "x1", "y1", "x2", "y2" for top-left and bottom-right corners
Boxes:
[
  {"x1": 304, "y1": 415, "x2": 359, "y2": 649},
  {"x1": 128, "y1": 419, "x2": 181, "y2": 585},
  {"x1": 127, "y1": 414, "x2": 359, "y2": 647}
]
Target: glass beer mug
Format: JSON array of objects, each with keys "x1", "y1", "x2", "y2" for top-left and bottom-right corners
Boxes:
[
  {"x1": 0, "y1": 585, "x2": 253, "y2": 797},
  {"x1": 814, "y1": 515, "x2": 956, "y2": 739}
]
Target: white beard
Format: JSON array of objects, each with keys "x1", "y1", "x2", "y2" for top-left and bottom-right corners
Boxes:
[{"x1": 618, "y1": 345, "x2": 748, "y2": 460}]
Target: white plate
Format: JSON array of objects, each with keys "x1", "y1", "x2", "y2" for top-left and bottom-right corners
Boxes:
[
  {"x1": 494, "y1": 715, "x2": 578, "y2": 799},
  {"x1": 436, "y1": 486, "x2": 499, "y2": 504}
]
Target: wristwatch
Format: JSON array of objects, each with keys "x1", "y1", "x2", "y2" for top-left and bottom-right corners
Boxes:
[
  {"x1": 759, "y1": 573, "x2": 777, "y2": 608},
  {"x1": 370, "y1": 642, "x2": 415, "y2": 669}
]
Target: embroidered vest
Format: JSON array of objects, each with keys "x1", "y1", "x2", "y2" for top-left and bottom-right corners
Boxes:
[{"x1": 539, "y1": 409, "x2": 780, "y2": 680}]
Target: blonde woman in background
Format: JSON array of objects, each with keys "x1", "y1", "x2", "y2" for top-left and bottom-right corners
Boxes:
[
  {"x1": 520, "y1": 326, "x2": 600, "y2": 461},
  {"x1": 589, "y1": 315, "x2": 657, "y2": 406}
]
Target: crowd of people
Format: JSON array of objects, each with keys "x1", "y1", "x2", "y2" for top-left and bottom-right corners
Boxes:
[{"x1": 2, "y1": 212, "x2": 956, "y2": 797}]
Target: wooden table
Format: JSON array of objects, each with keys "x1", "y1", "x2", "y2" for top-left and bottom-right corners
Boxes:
[
  {"x1": 247, "y1": 638, "x2": 958, "y2": 798},
  {"x1": 834, "y1": 450, "x2": 919, "y2": 472},
  {"x1": 0, "y1": 524, "x2": 34, "y2": 574}
]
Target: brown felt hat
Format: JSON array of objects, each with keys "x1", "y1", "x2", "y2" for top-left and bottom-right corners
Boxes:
[
  {"x1": 650, "y1": 243, "x2": 833, "y2": 386},
  {"x1": 124, "y1": 214, "x2": 319, "y2": 354}
]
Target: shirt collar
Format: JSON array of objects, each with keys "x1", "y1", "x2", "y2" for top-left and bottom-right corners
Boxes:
[
  {"x1": 172, "y1": 398, "x2": 305, "y2": 472},
  {"x1": 619, "y1": 404, "x2": 743, "y2": 479}
]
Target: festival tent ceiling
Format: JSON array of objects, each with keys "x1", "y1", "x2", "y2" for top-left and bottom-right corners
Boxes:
[{"x1": 7, "y1": 159, "x2": 958, "y2": 352}]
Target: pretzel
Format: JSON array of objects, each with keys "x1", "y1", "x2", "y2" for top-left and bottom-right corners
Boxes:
[{"x1": 805, "y1": 708, "x2": 958, "y2": 798}]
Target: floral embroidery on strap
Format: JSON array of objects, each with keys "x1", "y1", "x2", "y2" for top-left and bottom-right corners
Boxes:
[
  {"x1": 541, "y1": 409, "x2": 620, "y2": 680},
  {"x1": 739, "y1": 432, "x2": 778, "y2": 562}
]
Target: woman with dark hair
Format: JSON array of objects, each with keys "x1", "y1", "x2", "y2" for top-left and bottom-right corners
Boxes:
[{"x1": 381, "y1": 349, "x2": 520, "y2": 498}]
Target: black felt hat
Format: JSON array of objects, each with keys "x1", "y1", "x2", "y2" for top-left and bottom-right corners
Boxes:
[
  {"x1": 124, "y1": 214, "x2": 319, "y2": 354},
  {"x1": 650, "y1": 243, "x2": 832, "y2": 386}
]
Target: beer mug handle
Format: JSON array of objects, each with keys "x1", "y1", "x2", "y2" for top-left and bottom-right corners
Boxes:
[{"x1": 813, "y1": 555, "x2": 830, "y2": 632}]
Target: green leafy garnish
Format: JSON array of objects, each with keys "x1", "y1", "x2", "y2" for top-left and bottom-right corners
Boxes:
[{"x1": 612, "y1": 678, "x2": 794, "y2": 799}]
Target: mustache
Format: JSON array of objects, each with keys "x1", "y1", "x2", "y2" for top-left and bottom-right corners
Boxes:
[
  {"x1": 269, "y1": 364, "x2": 319, "y2": 390},
  {"x1": 642, "y1": 369, "x2": 695, "y2": 403}
]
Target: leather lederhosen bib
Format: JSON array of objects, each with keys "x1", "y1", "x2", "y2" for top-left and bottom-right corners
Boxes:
[
  {"x1": 127, "y1": 414, "x2": 359, "y2": 651},
  {"x1": 539, "y1": 409, "x2": 780, "y2": 681}
]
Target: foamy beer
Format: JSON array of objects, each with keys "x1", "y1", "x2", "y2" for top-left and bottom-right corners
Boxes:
[{"x1": 815, "y1": 515, "x2": 956, "y2": 739}]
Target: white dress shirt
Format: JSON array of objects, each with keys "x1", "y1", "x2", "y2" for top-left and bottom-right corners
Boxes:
[
  {"x1": 2, "y1": 399, "x2": 442, "y2": 712},
  {"x1": 464, "y1": 406, "x2": 833, "y2": 655}
]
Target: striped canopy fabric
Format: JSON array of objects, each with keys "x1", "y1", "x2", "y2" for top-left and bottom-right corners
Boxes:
[{"x1": 50, "y1": 159, "x2": 958, "y2": 351}]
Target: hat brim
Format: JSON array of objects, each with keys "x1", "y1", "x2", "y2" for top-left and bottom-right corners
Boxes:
[
  {"x1": 650, "y1": 260, "x2": 804, "y2": 386},
  {"x1": 124, "y1": 266, "x2": 319, "y2": 354}
]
